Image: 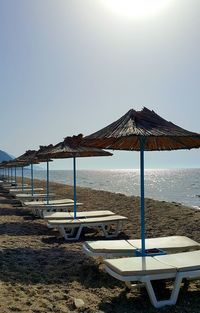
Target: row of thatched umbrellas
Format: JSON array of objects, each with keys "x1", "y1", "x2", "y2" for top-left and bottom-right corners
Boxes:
[
  {"x1": 0, "y1": 136, "x2": 112, "y2": 219},
  {"x1": 1, "y1": 107, "x2": 200, "y2": 256}
]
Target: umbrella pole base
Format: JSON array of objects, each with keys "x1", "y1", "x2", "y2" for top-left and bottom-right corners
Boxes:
[{"x1": 135, "y1": 248, "x2": 167, "y2": 257}]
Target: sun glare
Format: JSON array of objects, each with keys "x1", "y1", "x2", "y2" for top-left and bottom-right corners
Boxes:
[{"x1": 101, "y1": 0, "x2": 171, "y2": 18}]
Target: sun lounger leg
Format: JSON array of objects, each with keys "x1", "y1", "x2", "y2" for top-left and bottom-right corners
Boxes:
[
  {"x1": 39, "y1": 209, "x2": 44, "y2": 218},
  {"x1": 58, "y1": 225, "x2": 83, "y2": 241},
  {"x1": 58, "y1": 226, "x2": 76, "y2": 240},
  {"x1": 102, "y1": 221, "x2": 123, "y2": 238},
  {"x1": 144, "y1": 275, "x2": 183, "y2": 308},
  {"x1": 31, "y1": 208, "x2": 36, "y2": 216},
  {"x1": 32, "y1": 208, "x2": 43, "y2": 218},
  {"x1": 33, "y1": 208, "x2": 40, "y2": 217}
]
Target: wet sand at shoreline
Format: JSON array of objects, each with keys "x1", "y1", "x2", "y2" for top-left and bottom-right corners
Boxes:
[{"x1": 0, "y1": 177, "x2": 199, "y2": 313}]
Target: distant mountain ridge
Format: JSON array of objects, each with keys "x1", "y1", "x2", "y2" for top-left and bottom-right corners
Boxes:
[{"x1": 0, "y1": 150, "x2": 14, "y2": 162}]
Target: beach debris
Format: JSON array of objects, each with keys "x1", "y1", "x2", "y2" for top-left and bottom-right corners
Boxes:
[{"x1": 74, "y1": 298, "x2": 85, "y2": 309}]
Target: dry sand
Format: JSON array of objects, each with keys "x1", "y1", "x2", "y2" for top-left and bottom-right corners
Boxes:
[{"x1": 0, "y1": 177, "x2": 200, "y2": 313}]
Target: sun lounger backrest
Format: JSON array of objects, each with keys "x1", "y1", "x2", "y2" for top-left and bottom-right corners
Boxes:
[
  {"x1": 48, "y1": 215, "x2": 128, "y2": 226},
  {"x1": 104, "y1": 256, "x2": 176, "y2": 276},
  {"x1": 43, "y1": 210, "x2": 115, "y2": 220},
  {"x1": 154, "y1": 250, "x2": 200, "y2": 272},
  {"x1": 128, "y1": 236, "x2": 200, "y2": 250}
]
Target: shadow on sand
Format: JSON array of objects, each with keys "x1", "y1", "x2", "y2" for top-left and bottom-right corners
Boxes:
[
  {"x1": 0, "y1": 207, "x2": 31, "y2": 217},
  {"x1": 0, "y1": 247, "x2": 85, "y2": 284},
  {"x1": 0, "y1": 221, "x2": 51, "y2": 236},
  {"x1": 41, "y1": 230, "x2": 129, "y2": 246}
]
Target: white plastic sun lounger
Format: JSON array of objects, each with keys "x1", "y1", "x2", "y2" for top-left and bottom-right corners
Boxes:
[
  {"x1": 16, "y1": 193, "x2": 56, "y2": 200},
  {"x1": 27, "y1": 202, "x2": 83, "y2": 218},
  {"x1": 104, "y1": 250, "x2": 200, "y2": 308},
  {"x1": 47, "y1": 215, "x2": 128, "y2": 241},
  {"x1": 23, "y1": 199, "x2": 74, "y2": 206},
  {"x1": 43, "y1": 210, "x2": 115, "y2": 220},
  {"x1": 9, "y1": 187, "x2": 44, "y2": 193},
  {"x1": 4, "y1": 183, "x2": 29, "y2": 188},
  {"x1": 83, "y1": 236, "x2": 200, "y2": 257}
]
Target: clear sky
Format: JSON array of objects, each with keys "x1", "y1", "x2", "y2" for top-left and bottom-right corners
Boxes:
[{"x1": 0, "y1": 0, "x2": 199, "y2": 170}]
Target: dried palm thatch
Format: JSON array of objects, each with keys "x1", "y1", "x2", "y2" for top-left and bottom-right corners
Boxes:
[
  {"x1": 36, "y1": 145, "x2": 54, "y2": 162},
  {"x1": 37, "y1": 135, "x2": 112, "y2": 218},
  {"x1": 3, "y1": 160, "x2": 30, "y2": 167},
  {"x1": 83, "y1": 107, "x2": 200, "y2": 151},
  {"x1": 38, "y1": 134, "x2": 112, "y2": 159},
  {"x1": 14, "y1": 149, "x2": 52, "y2": 165},
  {"x1": 0, "y1": 161, "x2": 10, "y2": 168},
  {"x1": 15, "y1": 150, "x2": 39, "y2": 165}
]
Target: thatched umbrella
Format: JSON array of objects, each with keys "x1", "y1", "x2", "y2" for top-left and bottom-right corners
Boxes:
[
  {"x1": 0, "y1": 161, "x2": 9, "y2": 182},
  {"x1": 39, "y1": 134, "x2": 112, "y2": 218},
  {"x1": 0, "y1": 161, "x2": 12, "y2": 183},
  {"x1": 12, "y1": 159, "x2": 30, "y2": 185},
  {"x1": 15, "y1": 150, "x2": 40, "y2": 193},
  {"x1": 83, "y1": 107, "x2": 200, "y2": 256},
  {"x1": 36, "y1": 145, "x2": 54, "y2": 204},
  {"x1": 2, "y1": 159, "x2": 31, "y2": 187},
  {"x1": 15, "y1": 149, "x2": 53, "y2": 198}
]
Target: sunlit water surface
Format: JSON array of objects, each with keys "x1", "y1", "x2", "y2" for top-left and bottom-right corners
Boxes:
[{"x1": 23, "y1": 168, "x2": 200, "y2": 209}]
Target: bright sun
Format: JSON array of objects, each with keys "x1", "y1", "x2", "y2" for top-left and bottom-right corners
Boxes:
[{"x1": 101, "y1": 0, "x2": 171, "y2": 18}]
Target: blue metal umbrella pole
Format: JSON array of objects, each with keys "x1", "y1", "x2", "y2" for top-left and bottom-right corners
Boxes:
[
  {"x1": 22, "y1": 167, "x2": 24, "y2": 192},
  {"x1": 46, "y1": 160, "x2": 49, "y2": 205},
  {"x1": 14, "y1": 167, "x2": 17, "y2": 186},
  {"x1": 140, "y1": 137, "x2": 146, "y2": 256},
  {"x1": 73, "y1": 157, "x2": 77, "y2": 219},
  {"x1": 31, "y1": 163, "x2": 34, "y2": 196},
  {"x1": 11, "y1": 167, "x2": 13, "y2": 184},
  {"x1": 7, "y1": 168, "x2": 9, "y2": 182}
]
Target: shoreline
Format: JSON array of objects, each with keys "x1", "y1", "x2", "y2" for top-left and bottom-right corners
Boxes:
[
  {"x1": 19, "y1": 173, "x2": 200, "y2": 210},
  {"x1": 0, "y1": 177, "x2": 199, "y2": 312},
  {"x1": 14, "y1": 176, "x2": 200, "y2": 242},
  {"x1": 20, "y1": 168, "x2": 200, "y2": 209}
]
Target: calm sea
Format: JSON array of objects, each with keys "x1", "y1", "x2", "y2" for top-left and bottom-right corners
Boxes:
[{"x1": 23, "y1": 168, "x2": 200, "y2": 209}]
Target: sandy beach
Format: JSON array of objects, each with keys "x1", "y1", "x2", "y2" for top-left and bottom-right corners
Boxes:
[{"x1": 0, "y1": 177, "x2": 200, "y2": 313}]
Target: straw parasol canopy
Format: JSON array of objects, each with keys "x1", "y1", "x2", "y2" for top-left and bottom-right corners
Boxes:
[
  {"x1": 39, "y1": 134, "x2": 112, "y2": 218},
  {"x1": 83, "y1": 107, "x2": 200, "y2": 150},
  {"x1": 15, "y1": 150, "x2": 40, "y2": 165},
  {"x1": 40, "y1": 134, "x2": 113, "y2": 159},
  {"x1": 13, "y1": 150, "x2": 43, "y2": 192},
  {"x1": 36, "y1": 145, "x2": 54, "y2": 161},
  {"x1": 0, "y1": 161, "x2": 10, "y2": 168},
  {"x1": 14, "y1": 149, "x2": 52, "y2": 165},
  {"x1": 83, "y1": 107, "x2": 200, "y2": 256},
  {"x1": 0, "y1": 160, "x2": 30, "y2": 186},
  {"x1": 33, "y1": 145, "x2": 54, "y2": 203},
  {"x1": 4, "y1": 160, "x2": 30, "y2": 167}
]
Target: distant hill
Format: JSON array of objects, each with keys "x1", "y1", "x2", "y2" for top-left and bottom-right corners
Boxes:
[{"x1": 0, "y1": 150, "x2": 14, "y2": 162}]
